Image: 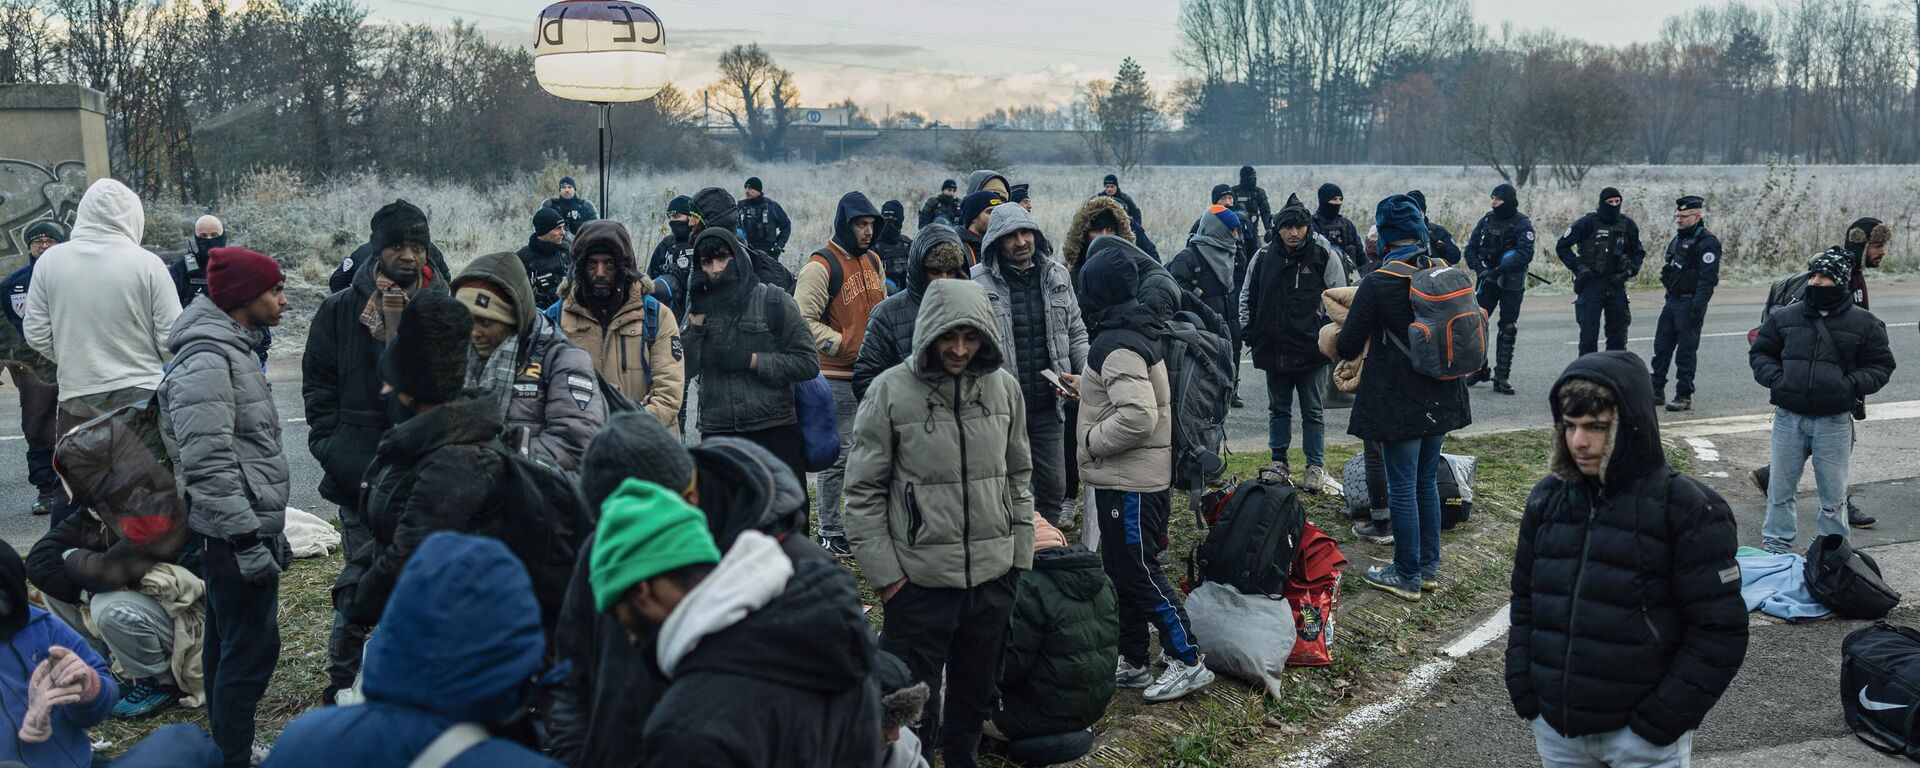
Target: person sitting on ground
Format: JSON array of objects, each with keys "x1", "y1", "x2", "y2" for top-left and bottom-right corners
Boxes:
[
  {"x1": 1508, "y1": 351, "x2": 1748, "y2": 767},
  {"x1": 591, "y1": 479, "x2": 880, "y2": 767},
  {"x1": 264, "y1": 533, "x2": 562, "y2": 768},
  {"x1": 985, "y1": 515, "x2": 1114, "y2": 767},
  {"x1": 0, "y1": 543, "x2": 118, "y2": 766},
  {"x1": 452, "y1": 251, "x2": 606, "y2": 473}
]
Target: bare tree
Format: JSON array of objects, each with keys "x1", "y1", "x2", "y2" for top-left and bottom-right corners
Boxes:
[
  {"x1": 1538, "y1": 52, "x2": 1633, "y2": 185},
  {"x1": 1088, "y1": 58, "x2": 1165, "y2": 173},
  {"x1": 705, "y1": 43, "x2": 798, "y2": 162}
]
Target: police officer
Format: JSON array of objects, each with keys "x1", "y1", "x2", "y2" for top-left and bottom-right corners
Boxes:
[
  {"x1": 919, "y1": 179, "x2": 963, "y2": 228},
  {"x1": 1464, "y1": 183, "x2": 1536, "y2": 395},
  {"x1": 646, "y1": 195, "x2": 697, "y2": 321},
  {"x1": 544, "y1": 176, "x2": 599, "y2": 235},
  {"x1": 1651, "y1": 195, "x2": 1720, "y2": 412},
  {"x1": 1231, "y1": 165, "x2": 1272, "y2": 260},
  {"x1": 737, "y1": 176, "x2": 792, "y2": 258},
  {"x1": 1311, "y1": 182, "x2": 1362, "y2": 271},
  {"x1": 1555, "y1": 186, "x2": 1645, "y2": 356}
]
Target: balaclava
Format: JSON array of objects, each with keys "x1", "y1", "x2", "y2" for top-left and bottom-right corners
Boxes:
[{"x1": 1317, "y1": 183, "x2": 1343, "y2": 219}]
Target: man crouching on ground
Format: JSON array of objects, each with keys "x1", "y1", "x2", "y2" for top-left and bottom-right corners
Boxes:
[{"x1": 1507, "y1": 350, "x2": 1748, "y2": 767}]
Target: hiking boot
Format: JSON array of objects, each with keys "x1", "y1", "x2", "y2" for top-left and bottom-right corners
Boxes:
[
  {"x1": 1300, "y1": 465, "x2": 1333, "y2": 494},
  {"x1": 113, "y1": 679, "x2": 180, "y2": 719},
  {"x1": 1143, "y1": 657, "x2": 1215, "y2": 702},
  {"x1": 1749, "y1": 466, "x2": 1770, "y2": 495},
  {"x1": 29, "y1": 491, "x2": 53, "y2": 516},
  {"x1": 1849, "y1": 500, "x2": 1877, "y2": 529},
  {"x1": 1352, "y1": 520, "x2": 1393, "y2": 545},
  {"x1": 1114, "y1": 659, "x2": 1153, "y2": 688},
  {"x1": 817, "y1": 534, "x2": 852, "y2": 557},
  {"x1": 1665, "y1": 396, "x2": 1691, "y2": 412},
  {"x1": 1231, "y1": 393, "x2": 1245, "y2": 409},
  {"x1": 1363, "y1": 565, "x2": 1422, "y2": 602},
  {"x1": 1467, "y1": 369, "x2": 1490, "y2": 385},
  {"x1": 1491, "y1": 380, "x2": 1515, "y2": 395},
  {"x1": 1652, "y1": 388, "x2": 1666, "y2": 407}
]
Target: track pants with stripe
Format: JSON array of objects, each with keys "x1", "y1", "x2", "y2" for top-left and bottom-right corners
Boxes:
[{"x1": 1093, "y1": 488, "x2": 1199, "y2": 666}]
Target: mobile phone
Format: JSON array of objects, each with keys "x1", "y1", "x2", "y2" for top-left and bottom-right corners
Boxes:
[{"x1": 1041, "y1": 369, "x2": 1076, "y2": 396}]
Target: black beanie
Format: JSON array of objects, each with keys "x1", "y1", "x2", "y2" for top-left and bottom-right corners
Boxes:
[
  {"x1": 881, "y1": 200, "x2": 905, "y2": 220},
  {"x1": 1103, "y1": 174, "x2": 1119, "y2": 187},
  {"x1": 666, "y1": 195, "x2": 693, "y2": 216},
  {"x1": 1211, "y1": 184, "x2": 1233, "y2": 203},
  {"x1": 744, "y1": 176, "x2": 763, "y2": 193},
  {"x1": 1492, "y1": 184, "x2": 1520, "y2": 219},
  {"x1": 533, "y1": 207, "x2": 565, "y2": 236},
  {"x1": 560, "y1": 176, "x2": 578, "y2": 190},
  {"x1": 961, "y1": 189, "x2": 1004, "y2": 226},
  {"x1": 23, "y1": 219, "x2": 66, "y2": 245},
  {"x1": 371, "y1": 200, "x2": 432, "y2": 254},
  {"x1": 1009, "y1": 184, "x2": 1030, "y2": 204},
  {"x1": 942, "y1": 178, "x2": 957, "y2": 191},
  {"x1": 1318, "y1": 183, "x2": 1343, "y2": 207},
  {"x1": 580, "y1": 412, "x2": 696, "y2": 511},
  {"x1": 1406, "y1": 189, "x2": 1428, "y2": 213},
  {"x1": 378, "y1": 292, "x2": 471, "y2": 405},
  {"x1": 1845, "y1": 217, "x2": 1890, "y2": 259},
  {"x1": 1598, "y1": 187, "x2": 1622, "y2": 206}
]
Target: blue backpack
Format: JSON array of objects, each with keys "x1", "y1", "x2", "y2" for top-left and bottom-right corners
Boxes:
[{"x1": 756, "y1": 284, "x2": 840, "y2": 472}]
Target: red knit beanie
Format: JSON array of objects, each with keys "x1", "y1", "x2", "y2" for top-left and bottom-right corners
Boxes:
[{"x1": 207, "y1": 247, "x2": 284, "y2": 311}]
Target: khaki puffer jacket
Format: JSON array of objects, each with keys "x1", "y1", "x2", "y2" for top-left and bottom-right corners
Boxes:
[
  {"x1": 560, "y1": 286, "x2": 685, "y2": 432},
  {"x1": 844, "y1": 279, "x2": 1035, "y2": 590},
  {"x1": 1319, "y1": 286, "x2": 1366, "y2": 393}
]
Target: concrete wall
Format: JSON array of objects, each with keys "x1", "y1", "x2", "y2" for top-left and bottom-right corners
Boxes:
[{"x1": 0, "y1": 84, "x2": 109, "y2": 259}]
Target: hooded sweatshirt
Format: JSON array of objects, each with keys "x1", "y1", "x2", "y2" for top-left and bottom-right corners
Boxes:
[
  {"x1": 1507, "y1": 351, "x2": 1747, "y2": 747},
  {"x1": 966, "y1": 169, "x2": 1012, "y2": 197},
  {"x1": 683, "y1": 229, "x2": 819, "y2": 434},
  {"x1": 560, "y1": 222, "x2": 685, "y2": 429},
  {"x1": 24, "y1": 179, "x2": 182, "y2": 400},
  {"x1": 453, "y1": 252, "x2": 606, "y2": 472},
  {"x1": 852, "y1": 224, "x2": 966, "y2": 399},
  {"x1": 267, "y1": 533, "x2": 559, "y2": 768},
  {"x1": 845, "y1": 278, "x2": 1036, "y2": 591},
  {"x1": 639, "y1": 531, "x2": 883, "y2": 767},
  {"x1": 796, "y1": 192, "x2": 889, "y2": 379}
]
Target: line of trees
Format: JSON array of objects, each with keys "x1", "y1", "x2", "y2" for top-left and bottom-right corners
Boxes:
[
  {"x1": 0, "y1": 0, "x2": 720, "y2": 203},
  {"x1": 1175, "y1": 0, "x2": 1920, "y2": 181}
]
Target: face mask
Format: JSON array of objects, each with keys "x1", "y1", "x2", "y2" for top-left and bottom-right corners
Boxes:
[
  {"x1": 669, "y1": 220, "x2": 692, "y2": 242},
  {"x1": 195, "y1": 234, "x2": 227, "y2": 257},
  {"x1": 1807, "y1": 284, "x2": 1846, "y2": 310}
]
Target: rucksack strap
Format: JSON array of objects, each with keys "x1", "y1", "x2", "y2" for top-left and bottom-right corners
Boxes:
[
  {"x1": 812, "y1": 248, "x2": 884, "y2": 322},
  {"x1": 408, "y1": 722, "x2": 489, "y2": 768},
  {"x1": 640, "y1": 294, "x2": 659, "y2": 384}
]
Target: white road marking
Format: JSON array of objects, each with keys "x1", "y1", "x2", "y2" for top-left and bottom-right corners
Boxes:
[
  {"x1": 1277, "y1": 608, "x2": 1511, "y2": 768},
  {"x1": 1686, "y1": 437, "x2": 1721, "y2": 462},
  {"x1": 1706, "y1": 471, "x2": 1729, "y2": 478},
  {"x1": 1664, "y1": 399, "x2": 1920, "y2": 438},
  {"x1": 1562, "y1": 331, "x2": 1750, "y2": 345}
]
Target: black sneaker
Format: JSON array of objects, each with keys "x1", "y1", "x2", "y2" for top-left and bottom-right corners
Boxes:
[
  {"x1": 1492, "y1": 380, "x2": 1515, "y2": 395},
  {"x1": 1665, "y1": 397, "x2": 1692, "y2": 412},
  {"x1": 30, "y1": 491, "x2": 53, "y2": 516},
  {"x1": 1230, "y1": 393, "x2": 1245, "y2": 409},
  {"x1": 1849, "y1": 500, "x2": 1878, "y2": 529},
  {"x1": 1467, "y1": 369, "x2": 1490, "y2": 385},
  {"x1": 818, "y1": 535, "x2": 852, "y2": 557},
  {"x1": 1748, "y1": 467, "x2": 1770, "y2": 495},
  {"x1": 1352, "y1": 520, "x2": 1393, "y2": 545}
]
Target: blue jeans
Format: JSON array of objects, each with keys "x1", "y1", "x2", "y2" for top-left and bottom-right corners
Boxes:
[
  {"x1": 1532, "y1": 718, "x2": 1693, "y2": 767},
  {"x1": 1763, "y1": 408, "x2": 1853, "y2": 552},
  {"x1": 1265, "y1": 364, "x2": 1328, "y2": 467},
  {"x1": 1382, "y1": 435, "x2": 1444, "y2": 580}
]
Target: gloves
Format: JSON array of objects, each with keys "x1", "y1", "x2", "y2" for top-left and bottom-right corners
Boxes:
[
  {"x1": 687, "y1": 274, "x2": 715, "y2": 317},
  {"x1": 707, "y1": 347, "x2": 754, "y2": 372},
  {"x1": 769, "y1": 246, "x2": 783, "y2": 258},
  {"x1": 19, "y1": 646, "x2": 101, "y2": 743},
  {"x1": 1574, "y1": 268, "x2": 1595, "y2": 285},
  {"x1": 232, "y1": 536, "x2": 283, "y2": 584}
]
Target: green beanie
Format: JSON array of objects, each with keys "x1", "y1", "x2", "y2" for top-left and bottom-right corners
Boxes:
[{"x1": 590, "y1": 478, "x2": 722, "y2": 613}]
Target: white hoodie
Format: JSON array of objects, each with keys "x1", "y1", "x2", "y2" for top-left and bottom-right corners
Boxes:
[{"x1": 24, "y1": 179, "x2": 182, "y2": 399}]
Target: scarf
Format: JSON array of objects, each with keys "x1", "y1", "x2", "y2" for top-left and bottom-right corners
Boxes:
[
  {"x1": 1190, "y1": 232, "x2": 1239, "y2": 290},
  {"x1": 358, "y1": 266, "x2": 433, "y2": 342}
]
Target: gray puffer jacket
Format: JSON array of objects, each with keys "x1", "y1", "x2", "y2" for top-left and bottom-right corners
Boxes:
[
  {"x1": 159, "y1": 296, "x2": 291, "y2": 541},
  {"x1": 970, "y1": 203, "x2": 1088, "y2": 421}
]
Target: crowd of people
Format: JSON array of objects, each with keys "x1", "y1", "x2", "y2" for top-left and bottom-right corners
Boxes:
[{"x1": 0, "y1": 166, "x2": 1900, "y2": 767}]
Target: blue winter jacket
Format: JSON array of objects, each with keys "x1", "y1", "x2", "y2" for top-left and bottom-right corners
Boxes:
[
  {"x1": 0, "y1": 607, "x2": 118, "y2": 766},
  {"x1": 264, "y1": 533, "x2": 558, "y2": 768}
]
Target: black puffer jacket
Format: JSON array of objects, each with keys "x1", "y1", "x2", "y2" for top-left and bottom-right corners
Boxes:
[
  {"x1": 350, "y1": 396, "x2": 505, "y2": 626},
  {"x1": 853, "y1": 224, "x2": 962, "y2": 400},
  {"x1": 683, "y1": 229, "x2": 819, "y2": 434},
  {"x1": 304, "y1": 257, "x2": 451, "y2": 507},
  {"x1": 1333, "y1": 246, "x2": 1471, "y2": 442},
  {"x1": 1750, "y1": 294, "x2": 1895, "y2": 417},
  {"x1": 1506, "y1": 351, "x2": 1748, "y2": 746}
]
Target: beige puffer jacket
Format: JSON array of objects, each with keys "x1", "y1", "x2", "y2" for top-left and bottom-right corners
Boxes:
[
  {"x1": 1319, "y1": 286, "x2": 1366, "y2": 393},
  {"x1": 1076, "y1": 338, "x2": 1173, "y2": 494}
]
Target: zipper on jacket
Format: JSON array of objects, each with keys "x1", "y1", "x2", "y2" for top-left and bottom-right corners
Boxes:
[
  {"x1": 1640, "y1": 607, "x2": 1664, "y2": 646},
  {"x1": 617, "y1": 326, "x2": 629, "y2": 373},
  {"x1": 905, "y1": 483, "x2": 923, "y2": 546},
  {"x1": 1561, "y1": 485, "x2": 1604, "y2": 728},
  {"x1": 956, "y1": 375, "x2": 973, "y2": 591}
]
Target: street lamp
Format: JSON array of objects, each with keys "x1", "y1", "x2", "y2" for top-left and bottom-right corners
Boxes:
[{"x1": 534, "y1": 1, "x2": 668, "y2": 217}]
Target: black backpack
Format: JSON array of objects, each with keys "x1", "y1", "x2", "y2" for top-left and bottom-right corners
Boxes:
[
  {"x1": 1437, "y1": 459, "x2": 1473, "y2": 530},
  {"x1": 1191, "y1": 468, "x2": 1306, "y2": 596},
  {"x1": 1842, "y1": 621, "x2": 1920, "y2": 760},
  {"x1": 752, "y1": 247, "x2": 797, "y2": 294},
  {"x1": 1807, "y1": 533, "x2": 1902, "y2": 620},
  {"x1": 485, "y1": 444, "x2": 596, "y2": 630},
  {"x1": 1164, "y1": 310, "x2": 1233, "y2": 497}
]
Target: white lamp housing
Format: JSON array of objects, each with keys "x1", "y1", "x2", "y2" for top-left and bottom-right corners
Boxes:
[{"x1": 534, "y1": 1, "x2": 668, "y2": 103}]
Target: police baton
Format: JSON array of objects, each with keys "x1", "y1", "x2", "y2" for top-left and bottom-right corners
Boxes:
[{"x1": 1526, "y1": 271, "x2": 1555, "y2": 287}]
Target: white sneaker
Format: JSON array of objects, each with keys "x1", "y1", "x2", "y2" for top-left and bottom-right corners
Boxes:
[
  {"x1": 1143, "y1": 656, "x2": 1214, "y2": 702},
  {"x1": 1301, "y1": 465, "x2": 1333, "y2": 494},
  {"x1": 1114, "y1": 659, "x2": 1152, "y2": 688}
]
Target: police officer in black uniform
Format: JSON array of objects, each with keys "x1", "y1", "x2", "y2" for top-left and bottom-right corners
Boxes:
[
  {"x1": 1311, "y1": 182, "x2": 1361, "y2": 272},
  {"x1": 918, "y1": 179, "x2": 963, "y2": 228},
  {"x1": 1231, "y1": 165, "x2": 1272, "y2": 260},
  {"x1": 544, "y1": 176, "x2": 599, "y2": 235},
  {"x1": 647, "y1": 195, "x2": 697, "y2": 321},
  {"x1": 1464, "y1": 183, "x2": 1536, "y2": 394},
  {"x1": 1555, "y1": 186, "x2": 1646, "y2": 356},
  {"x1": 736, "y1": 176, "x2": 792, "y2": 259},
  {"x1": 1651, "y1": 195, "x2": 1721, "y2": 412}
]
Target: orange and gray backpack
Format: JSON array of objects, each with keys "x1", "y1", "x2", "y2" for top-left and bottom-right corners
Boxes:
[{"x1": 1374, "y1": 256, "x2": 1487, "y2": 380}]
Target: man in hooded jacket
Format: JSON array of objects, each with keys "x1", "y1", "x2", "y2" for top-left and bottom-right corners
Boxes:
[
  {"x1": 1310, "y1": 182, "x2": 1361, "y2": 268},
  {"x1": 1169, "y1": 205, "x2": 1247, "y2": 407},
  {"x1": 452, "y1": 251, "x2": 606, "y2": 473},
  {"x1": 1465, "y1": 183, "x2": 1537, "y2": 395},
  {"x1": 592, "y1": 479, "x2": 882, "y2": 768},
  {"x1": 973, "y1": 202, "x2": 1089, "y2": 527},
  {"x1": 692, "y1": 186, "x2": 794, "y2": 293},
  {"x1": 559, "y1": 221, "x2": 685, "y2": 430},
  {"x1": 304, "y1": 199, "x2": 450, "y2": 701},
  {"x1": 1508, "y1": 351, "x2": 1747, "y2": 765},
  {"x1": 853, "y1": 224, "x2": 970, "y2": 400},
  {"x1": 265, "y1": 533, "x2": 562, "y2": 768},
  {"x1": 519, "y1": 207, "x2": 571, "y2": 311},
  {"x1": 1555, "y1": 187, "x2": 1646, "y2": 356},
  {"x1": 847, "y1": 278, "x2": 1034, "y2": 768},
  {"x1": 1241, "y1": 193, "x2": 1352, "y2": 494}
]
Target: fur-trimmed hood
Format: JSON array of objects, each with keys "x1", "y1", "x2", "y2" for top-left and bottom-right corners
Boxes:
[{"x1": 1063, "y1": 196, "x2": 1135, "y2": 270}]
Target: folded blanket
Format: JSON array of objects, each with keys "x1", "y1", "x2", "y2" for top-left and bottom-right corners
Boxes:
[
  {"x1": 1320, "y1": 287, "x2": 1365, "y2": 393},
  {"x1": 1738, "y1": 552, "x2": 1830, "y2": 621}
]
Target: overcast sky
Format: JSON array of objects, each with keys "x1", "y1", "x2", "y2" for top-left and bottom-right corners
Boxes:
[{"x1": 367, "y1": 0, "x2": 1715, "y2": 121}]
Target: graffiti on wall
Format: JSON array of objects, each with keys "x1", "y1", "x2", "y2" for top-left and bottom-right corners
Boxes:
[{"x1": 0, "y1": 160, "x2": 87, "y2": 260}]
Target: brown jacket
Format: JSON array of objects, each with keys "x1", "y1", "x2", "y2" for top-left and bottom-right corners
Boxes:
[
  {"x1": 559, "y1": 285, "x2": 685, "y2": 430},
  {"x1": 795, "y1": 240, "x2": 887, "y2": 380}
]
